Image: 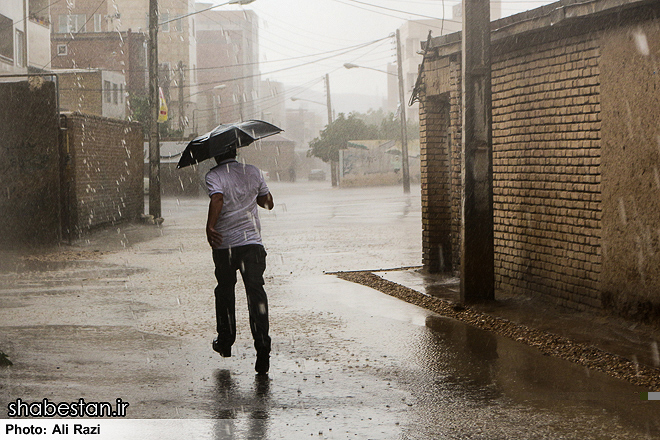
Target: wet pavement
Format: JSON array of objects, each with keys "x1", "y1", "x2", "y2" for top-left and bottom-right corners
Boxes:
[{"x1": 0, "y1": 181, "x2": 659, "y2": 439}]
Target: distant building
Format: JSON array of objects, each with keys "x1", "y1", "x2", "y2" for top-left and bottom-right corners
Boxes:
[
  {"x1": 239, "y1": 134, "x2": 296, "y2": 182},
  {"x1": 194, "y1": 5, "x2": 259, "y2": 131},
  {"x1": 51, "y1": 30, "x2": 147, "y2": 99},
  {"x1": 392, "y1": 1, "x2": 501, "y2": 122},
  {"x1": 50, "y1": 0, "x2": 198, "y2": 133},
  {"x1": 0, "y1": 0, "x2": 51, "y2": 76},
  {"x1": 339, "y1": 139, "x2": 420, "y2": 187},
  {"x1": 56, "y1": 69, "x2": 127, "y2": 119},
  {"x1": 259, "y1": 80, "x2": 286, "y2": 129}
]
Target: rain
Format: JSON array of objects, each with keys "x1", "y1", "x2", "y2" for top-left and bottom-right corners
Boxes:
[{"x1": 1, "y1": 0, "x2": 660, "y2": 438}]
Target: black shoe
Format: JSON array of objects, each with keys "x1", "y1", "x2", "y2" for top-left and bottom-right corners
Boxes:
[
  {"x1": 255, "y1": 352, "x2": 269, "y2": 375},
  {"x1": 212, "y1": 338, "x2": 231, "y2": 357}
]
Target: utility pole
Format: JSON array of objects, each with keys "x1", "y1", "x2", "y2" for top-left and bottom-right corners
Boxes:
[
  {"x1": 460, "y1": 0, "x2": 494, "y2": 303},
  {"x1": 325, "y1": 73, "x2": 338, "y2": 187},
  {"x1": 395, "y1": 29, "x2": 411, "y2": 194},
  {"x1": 148, "y1": 0, "x2": 161, "y2": 219},
  {"x1": 178, "y1": 61, "x2": 185, "y2": 133}
]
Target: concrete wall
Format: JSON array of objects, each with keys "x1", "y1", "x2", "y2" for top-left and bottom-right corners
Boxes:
[
  {"x1": 419, "y1": 1, "x2": 660, "y2": 321},
  {"x1": 0, "y1": 80, "x2": 60, "y2": 248},
  {"x1": 62, "y1": 113, "x2": 143, "y2": 238}
]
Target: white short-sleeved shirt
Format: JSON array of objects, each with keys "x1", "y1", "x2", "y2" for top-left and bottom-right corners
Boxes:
[{"x1": 205, "y1": 159, "x2": 270, "y2": 249}]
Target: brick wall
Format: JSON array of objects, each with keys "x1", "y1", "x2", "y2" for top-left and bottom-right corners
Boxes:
[
  {"x1": 62, "y1": 113, "x2": 144, "y2": 238},
  {"x1": 491, "y1": 34, "x2": 603, "y2": 310},
  {"x1": 421, "y1": 33, "x2": 604, "y2": 310},
  {"x1": 420, "y1": 56, "x2": 462, "y2": 275},
  {"x1": 419, "y1": 0, "x2": 660, "y2": 321},
  {"x1": 420, "y1": 93, "x2": 451, "y2": 272}
]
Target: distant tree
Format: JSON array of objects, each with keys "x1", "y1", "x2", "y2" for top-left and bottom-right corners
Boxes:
[
  {"x1": 308, "y1": 113, "x2": 378, "y2": 186},
  {"x1": 308, "y1": 112, "x2": 378, "y2": 162}
]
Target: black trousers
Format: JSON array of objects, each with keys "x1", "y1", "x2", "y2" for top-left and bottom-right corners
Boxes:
[{"x1": 212, "y1": 244, "x2": 271, "y2": 354}]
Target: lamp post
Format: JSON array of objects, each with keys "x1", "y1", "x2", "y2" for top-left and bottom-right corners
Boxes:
[
  {"x1": 344, "y1": 41, "x2": 411, "y2": 194},
  {"x1": 148, "y1": 0, "x2": 257, "y2": 219}
]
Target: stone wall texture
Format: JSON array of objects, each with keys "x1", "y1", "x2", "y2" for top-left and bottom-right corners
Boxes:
[{"x1": 420, "y1": 5, "x2": 660, "y2": 321}]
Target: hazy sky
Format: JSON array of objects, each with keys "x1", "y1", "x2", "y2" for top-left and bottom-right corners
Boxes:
[{"x1": 219, "y1": 0, "x2": 555, "y2": 112}]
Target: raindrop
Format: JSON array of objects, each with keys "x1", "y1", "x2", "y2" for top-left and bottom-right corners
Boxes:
[
  {"x1": 651, "y1": 341, "x2": 660, "y2": 367},
  {"x1": 633, "y1": 29, "x2": 650, "y2": 56},
  {"x1": 618, "y1": 199, "x2": 627, "y2": 225}
]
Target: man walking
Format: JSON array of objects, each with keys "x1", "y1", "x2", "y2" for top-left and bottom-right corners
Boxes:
[{"x1": 205, "y1": 147, "x2": 273, "y2": 375}]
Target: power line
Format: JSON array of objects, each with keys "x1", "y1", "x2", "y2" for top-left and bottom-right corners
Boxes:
[
  {"x1": 332, "y1": 0, "x2": 460, "y2": 24},
  {"x1": 184, "y1": 35, "x2": 391, "y2": 100}
]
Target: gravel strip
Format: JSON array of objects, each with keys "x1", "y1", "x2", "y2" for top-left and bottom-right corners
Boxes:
[{"x1": 335, "y1": 270, "x2": 660, "y2": 390}]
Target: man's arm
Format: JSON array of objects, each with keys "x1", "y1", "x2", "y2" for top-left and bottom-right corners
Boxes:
[
  {"x1": 206, "y1": 193, "x2": 224, "y2": 248},
  {"x1": 257, "y1": 192, "x2": 274, "y2": 210}
]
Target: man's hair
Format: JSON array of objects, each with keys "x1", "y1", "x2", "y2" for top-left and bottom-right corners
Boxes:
[{"x1": 214, "y1": 148, "x2": 237, "y2": 164}]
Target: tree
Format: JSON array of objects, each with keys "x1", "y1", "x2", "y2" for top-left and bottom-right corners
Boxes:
[
  {"x1": 128, "y1": 92, "x2": 184, "y2": 139},
  {"x1": 308, "y1": 113, "x2": 378, "y2": 186}
]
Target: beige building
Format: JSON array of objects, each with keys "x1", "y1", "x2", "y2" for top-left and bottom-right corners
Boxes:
[
  {"x1": 194, "y1": 5, "x2": 259, "y2": 131},
  {"x1": 0, "y1": 0, "x2": 51, "y2": 76},
  {"x1": 50, "y1": 0, "x2": 198, "y2": 132},
  {"x1": 56, "y1": 69, "x2": 127, "y2": 119}
]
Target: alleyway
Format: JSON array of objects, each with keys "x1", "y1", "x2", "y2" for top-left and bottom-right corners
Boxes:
[{"x1": 0, "y1": 182, "x2": 657, "y2": 439}]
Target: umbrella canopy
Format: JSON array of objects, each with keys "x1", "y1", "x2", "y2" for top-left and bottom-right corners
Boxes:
[{"x1": 177, "y1": 120, "x2": 283, "y2": 169}]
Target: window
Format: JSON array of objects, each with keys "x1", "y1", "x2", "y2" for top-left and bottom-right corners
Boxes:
[
  {"x1": 160, "y1": 13, "x2": 169, "y2": 31},
  {"x1": 94, "y1": 14, "x2": 103, "y2": 32},
  {"x1": 15, "y1": 30, "x2": 25, "y2": 67},
  {"x1": 104, "y1": 80, "x2": 111, "y2": 103},
  {"x1": 119, "y1": 84, "x2": 123, "y2": 104},
  {"x1": 58, "y1": 14, "x2": 86, "y2": 33},
  {"x1": 57, "y1": 44, "x2": 68, "y2": 56},
  {"x1": 0, "y1": 14, "x2": 13, "y2": 62},
  {"x1": 112, "y1": 83, "x2": 118, "y2": 104},
  {"x1": 172, "y1": 18, "x2": 183, "y2": 32}
]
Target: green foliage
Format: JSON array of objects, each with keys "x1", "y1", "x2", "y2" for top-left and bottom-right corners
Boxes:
[
  {"x1": 307, "y1": 110, "x2": 419, "y2": 163},
  {"x1": 127, "y1": 93, "x2": 183, "y2": 139},
  {"x1": 127, "y1": 93, "x2": 149, "y2": 137},
  {"x1": 308, "y1": 113, "x2": 378, "y2": 163}
]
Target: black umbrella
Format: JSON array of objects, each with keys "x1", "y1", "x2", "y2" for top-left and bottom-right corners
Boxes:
[{"x1": 177, "y1": 120, "x2": 283, "y2": 169}]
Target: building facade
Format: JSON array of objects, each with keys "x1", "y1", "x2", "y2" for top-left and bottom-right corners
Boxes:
[
  {"x1": 0, "y1": 0, "x2": 51, "y2": 76},
  {"x1": 417, "y1": 0, "x2": 660, "y2": 323},
  {"x1": 194, "y1": 5, "x2": 259, "y2": 132},
  {"x1": 56, "y1": 69, "x2": 127, "y2": 119},
  {"x1": 50, "y1": 0, "x2": 197, "y2": 132},
  {"x1": 51, "y1": 30, "x2": 147, "y2": 99}
]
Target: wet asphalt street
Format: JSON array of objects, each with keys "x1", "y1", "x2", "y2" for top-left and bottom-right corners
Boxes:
[{"x1": 0, "y1": 181, "x2": 658, "y2": 439}]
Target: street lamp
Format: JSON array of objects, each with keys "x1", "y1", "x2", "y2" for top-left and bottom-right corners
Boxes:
[
  {"x1": 291, "y1": 97, "x2": 327, "y2": 107},
  {"x1": 343, "y1": 35, "x2": 411, "y2": 195},
  {"x1": 343, "y1": 63, "x2": 396, "y2": 76}
]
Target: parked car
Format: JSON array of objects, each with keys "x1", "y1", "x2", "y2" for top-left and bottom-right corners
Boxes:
[{"x1": 308, "y1": 169, "x2": 326, "y2": 181}]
